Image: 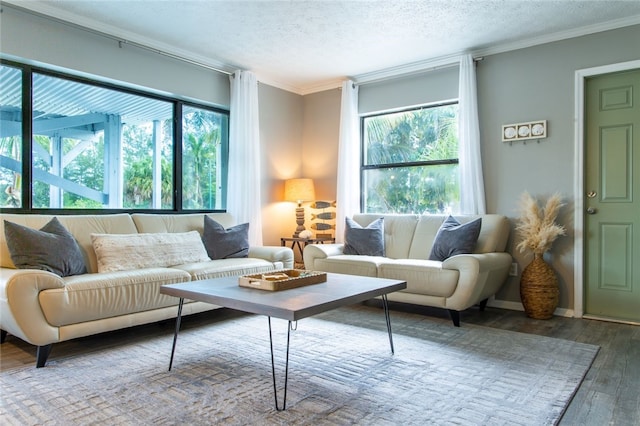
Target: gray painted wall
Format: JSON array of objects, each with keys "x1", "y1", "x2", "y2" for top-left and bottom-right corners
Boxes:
[
  {"x1": 359, "y1": 66, "x2": 459, "y2": 114},
  {"x1": 258, "y1": 83, "x2": 304, "y2": 245},
  {"x1": 302, "y1": 89, "x2": 341, "y2": 201}
]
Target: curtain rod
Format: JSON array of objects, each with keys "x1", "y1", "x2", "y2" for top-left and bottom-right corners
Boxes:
[
  {"x1": 116, "y1": 39, "x2": 233, "y2": 76},
  {"x1": 2, "y1": 2, "x2": 233, "y2": 76}
]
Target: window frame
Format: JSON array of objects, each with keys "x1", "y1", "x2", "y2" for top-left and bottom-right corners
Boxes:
[
  {"x1": 0, "y1": 59, "x2": 229, "y2": 215},
  {"x1": 360, "y1": 101, "x2": 460, "y2": 213}
]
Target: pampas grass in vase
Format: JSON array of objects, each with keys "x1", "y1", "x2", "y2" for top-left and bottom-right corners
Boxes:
[{"x1": 516, "y1": 192, "x2": 566, "y2": 319}]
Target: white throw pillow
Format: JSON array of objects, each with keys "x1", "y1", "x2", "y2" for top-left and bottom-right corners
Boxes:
[{"x1": 91, "y1": 231, "x2": 210, "y2": 273}]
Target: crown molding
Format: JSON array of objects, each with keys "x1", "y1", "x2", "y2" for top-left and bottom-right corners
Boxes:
[
  {"x1": 252, "y1": 74, "x2": 307, "y2": 95},
  {"x1": 253, "y1": 74, "x2": 344, "y2": 95},
  {"x1": 352, "y1": 53, "x2": 463, "y2": 86},
  {"x1": 2, "y1": 0, "x2": 238, "y2": 76},
  {"x1": 472, "y1": 14, "x2": 640, "y2": 58},
  {"x1": 274, "y1": 14, "x2": 640, "y2": 94},
  {"x1": 297, "y1": 78, "x2": 344, "y2": 95},
  {"x1": 345, "y1": 14, "x2": 640, "y2": 91}
]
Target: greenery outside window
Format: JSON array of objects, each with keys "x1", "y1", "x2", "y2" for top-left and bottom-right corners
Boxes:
[
  {"x1": 0, "y1": 65, "x2": 22, "y2": 208},
  {"x1": 0, "y1": 61, "x2": 229, "y2": 212},
  {"x1": 362, "y1": 103, "x2": 459, "y2": 214},
  {"x1": 182, "y1": 106, "x2": 228, "y2": 210}
]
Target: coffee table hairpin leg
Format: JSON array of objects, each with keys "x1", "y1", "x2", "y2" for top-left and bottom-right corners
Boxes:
[
  {"x1": 382, "y1": 294, "x2": 395, "y2": 354},
  {"x1": 268, "y1": 317, "x2": 292, "y2": 411},
  {"x1": 168, "y1": 297, "x2": 184, "y2": 372}
]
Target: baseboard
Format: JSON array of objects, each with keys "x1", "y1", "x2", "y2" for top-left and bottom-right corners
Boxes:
[
  {"x1": 487, "y1": 298, "x2": 575, "y2": 318},
  {"x1": 554, "y1": 307, "x2": 575, "y2": 318},
  {"x1": 487, "y1": 298, "x2": 524, "y2": 312}
]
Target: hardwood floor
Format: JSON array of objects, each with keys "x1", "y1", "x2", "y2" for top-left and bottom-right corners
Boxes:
[
  {"x1": 383, "y1": 301, "x2": 640, "y2": 426},
  {"x1": 1, "y1": 303, "x2": 638, "y2": 425}
]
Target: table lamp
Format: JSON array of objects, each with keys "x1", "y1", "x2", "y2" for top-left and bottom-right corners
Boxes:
[{"x1": 284, "y1": 178, "x2": 315, "y2": 238}]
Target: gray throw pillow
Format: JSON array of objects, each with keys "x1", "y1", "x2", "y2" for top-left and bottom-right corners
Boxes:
[
  {"x1": 343, "y1": 217, "x2": 385, "y2": 256},
  {"x1": 429, "y1": 216, "x2": 482, "y2": 261},
  {"x1": 202, "y1": 216, "x2": 250, "y2": 260},
  {"x1": 4, "y1": 217, "x2": 87, "y2": 277}
]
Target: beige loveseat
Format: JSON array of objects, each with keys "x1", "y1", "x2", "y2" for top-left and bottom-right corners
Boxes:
[
  {"x1": 0, "y1": 213, "x2": 293, "y2": 367},
  {"x1": 304, "y1": 214, "x2": 511, "y2": 326}
]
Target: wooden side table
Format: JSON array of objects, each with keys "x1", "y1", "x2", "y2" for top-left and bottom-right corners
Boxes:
[{"x1": 281, "y1": 237, "x2": 336, "y2": 268}]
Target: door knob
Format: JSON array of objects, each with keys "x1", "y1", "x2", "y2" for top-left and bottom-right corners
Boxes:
[{"x1": 586, "y1": 207, "x2": 597, "y2": 215}]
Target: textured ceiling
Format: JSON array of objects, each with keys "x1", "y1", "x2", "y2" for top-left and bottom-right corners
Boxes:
[{"x1": 6, "y1": 0, "x2": 640, "y2": 94}]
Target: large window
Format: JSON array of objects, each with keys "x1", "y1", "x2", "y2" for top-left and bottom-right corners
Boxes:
[
  {"x1": 0, "y1": 61, "x2": 229, "y2": 212},
  {"x1": 362, "y1": 103, "x2": 459, "y2": 214}
]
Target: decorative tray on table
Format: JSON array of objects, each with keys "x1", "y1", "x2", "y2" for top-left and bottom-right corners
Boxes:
[{"x1": 238, "y1": 269, "x2": 327, "y2": 291}]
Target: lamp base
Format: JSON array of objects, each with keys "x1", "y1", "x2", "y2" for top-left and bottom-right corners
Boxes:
[{"x1": 293, "y1": 206, "x2": 305, "y2": 238}]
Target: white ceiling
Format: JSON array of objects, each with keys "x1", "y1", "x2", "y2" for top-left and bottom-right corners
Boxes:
[{"x1": 7, "y1": 0, "x2": 640, "y2": 94}]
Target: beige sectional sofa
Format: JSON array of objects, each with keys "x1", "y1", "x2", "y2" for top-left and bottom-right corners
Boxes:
[
  {"x1": 304, "y1": 213, "x2": 512, "y2": 326},
  {"x1": 0, "y1": 212, "x2": 293, "y2": 367}
]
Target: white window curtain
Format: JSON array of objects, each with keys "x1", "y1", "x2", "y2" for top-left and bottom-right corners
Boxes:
[
  {"x1": 335, "y1": 80, "x2": 360, "y2": 243},
  {"x1": 458, "y1": 54, "x2": 486, "y2": 214},
  {"x1": 228, "y1": 70, "x2": 263, "y2": 245}
]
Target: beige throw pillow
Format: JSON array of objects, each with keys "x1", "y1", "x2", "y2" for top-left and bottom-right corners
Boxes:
[{"x1": 91, "y1": 231, "x2": 210, "y2": 273}]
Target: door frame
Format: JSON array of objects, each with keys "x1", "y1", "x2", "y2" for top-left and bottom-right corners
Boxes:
[{"x1": 573, "y1": 59, "x2": 640, "y2": 319}]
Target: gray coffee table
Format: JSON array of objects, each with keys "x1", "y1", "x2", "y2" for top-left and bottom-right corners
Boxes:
[{"x1": 160, "y1": 272, "x2": 406, "y2": 410}]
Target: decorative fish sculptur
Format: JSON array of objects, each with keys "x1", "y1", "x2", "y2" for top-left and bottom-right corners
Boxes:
[
  {"x1": 311, "y1": 212, "x2": 336, "y2": 220},
  {"x1": 309, "y1": 201, "x2": 336, "y2": 209},
  {"x1": 310, "y1": 223, "x2": 335, "y2": 230}
]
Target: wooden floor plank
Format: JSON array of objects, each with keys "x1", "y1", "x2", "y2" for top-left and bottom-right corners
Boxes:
[{"x1": 458, "y1": 305, "x2": 639, "y2": 426}]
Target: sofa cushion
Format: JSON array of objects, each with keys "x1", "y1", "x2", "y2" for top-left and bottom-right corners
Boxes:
[
  {"x1": 313, "y1": 255, "x2": 383, "y2": 277},
  {"x1": 429, "y1": 216, "x2": 482, "y2": 261},
  {"x1": 474, "y1": 214, "x2": 510, "y2": 253},
  {"x1": 353, "y1": 214, "x2": 419, "y2": 259},
  {"x1": 202, "y1": 216, "x2": 249, "y2": 260},
  {"x1": 378, "y1": 259, "x2": 459, "y2": 298},
  {"x1": 91, "y1": 231, "x2": 210, "y2": 273},
  {"x1": 344, "y1": 217, "x2": 385, "y2": 256},
  {"x1": 172, "y1": 258, "x2": 278, "y2": 281},
  {"x1": 39, "y1": 268, "x2": 192, "y2": 326},
  {"x1": 4, "y1": 217, "x2": 87, "y2": 277},
  {"x1": 131, "y1": 212, "x2": 235, "y2": 233}
]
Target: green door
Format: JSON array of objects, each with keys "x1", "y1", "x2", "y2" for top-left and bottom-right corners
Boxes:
[{"x1": 585, "y1": 69, "x2": 640, "y2": 322}]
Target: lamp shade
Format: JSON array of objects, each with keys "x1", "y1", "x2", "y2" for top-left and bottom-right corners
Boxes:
[{"x1": 284, "y1": 178, "x2": 315, "y2": 203}]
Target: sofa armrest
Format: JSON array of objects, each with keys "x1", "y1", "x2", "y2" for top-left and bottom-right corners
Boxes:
[
  {"x1": 248, "y1": 246, "x2": 295, "y2": 269},
  {"x1": 0, "y1": 268, "x2": 65, "y2": 346},
  {"x1": 303, "y1": 243, "x2": 345, "y2": 270},
  {"x1": 441, "y1": 252, "x2": 512, "y2": 311}
]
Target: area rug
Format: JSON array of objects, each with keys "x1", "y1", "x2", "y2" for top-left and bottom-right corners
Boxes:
[{"x1": 0, "y1": 305, "x2": 598, "y2": 426}]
